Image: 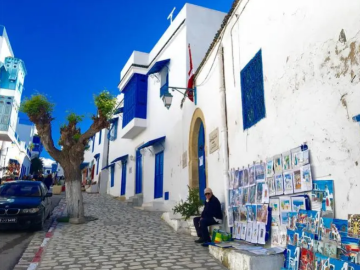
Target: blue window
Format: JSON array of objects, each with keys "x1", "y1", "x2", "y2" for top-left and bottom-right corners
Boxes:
[
  {"x1": 147, "y1": 59, "x2": 170, "y2": 97},
  {"x1": 92, "y1": 135, "x2": 95, "y2": 152},
  {"x1": 95, "y1": 154, "x2": 100, "y2": 175},
  {"x1": 110, "y1": 165, "x2": 115, "y2": 187},
  {"x1": 98, "y1": 130, "x2": 102, "y2": 145},
  {"x1": 154, "y1": 151, "x2": 164, "y2": 199},
  {"x1": 240, "y1": 50, "x2": 266, "y2": 130},
  {"x1": 107, "y1": 118, "x2": 118, "y2": 141},
  {"x1": 121, "y1": 161, "x2": 127, "y2": 196},
  {"x1": 122, "y1": 74, "x2": 148, "y2": 128}
]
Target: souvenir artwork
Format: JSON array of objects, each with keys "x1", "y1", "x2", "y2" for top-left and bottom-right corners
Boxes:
[
  {"x1": 271, "y1": 226, "x2": 280, "y2": 247},
  {"x1": 281, "y1": 212, "x2": 290, "y2": 226},
  {"x1": 243, "y1": 168, "x2": 249, "y2": 187},
  {"x1": 275, "y1": 174, "x2": 284, "y2": 195},
  {"x1": 258, "y1": 222, "x2": 267, "y2": 245},
  {"x1": 256, "y1": 204, "x2": 268, "y2": 223},
  {"x1": 314, "y1": 240, "x2": 325, "y2": 255},
  {"x1": 288, "y1": 212, "x2": 298, "y2": 230},
  {"x1": 319, "y1": 217, "x2": 347, "y2": 242},
  {"x1": 246, "y1": 222, "x2": 253, "y2": 242},
  {"x1": 233, "y1": 207, "x2": 240, "y2": 222},
  {"x1": 324, "y1": 241, "x2": 338, "y2": 258},
  {"x1": 287, "y1": 229, "x2": 300, "y2": 246},
  {"x1": 348, "y1": 214, "x2": 360, "y2": 237},
  {"x1": 297, "y1": 210, "x2": 320, "y2": 234},
  {"x1": 240, "y1": 206, "x2": 247, "y2": 222},
  {"x1": 293, "y1": 169, "x2": 302, "y2": 193},
  {"x1": 329, "y1": 258, "x2": 349, "y2": 270},
  {"x1": 248, "y1": 185, "x2": 256, "y2": 204},
  {"x1": 272, "y1": 214, "x2": 281, "y2": 227},
  {"x1": 266, "y1": 159, "x2": 274, "y2": 177},
  {"x1": 339, "y1": 236, "x2": 360, "y2": 264},
  {"x1": 229, "y1": 189, "x2": 234, "y2": 207},
  {"x1": 228, "y1": 207, "x2": 234, "y2": 227},
  {"x1": 270, "y1": 198, "x2": 280, "y2": 214},
  {"x1": 234, "y1": 169, "x2": 239, "y2": 189},
  {"x1": 283, "y1": 152, "x2": 292, "y2": 171},
  {"x1": 240, "y1": 222, "x2": 247, "y2": 240},
  {"x1": 303, "y1": 150, "x2": 310, "y2": 165},
  {"x1": 242, "y1": 187, "x2": 249, "y2": 205},
  {"x1": 238, "y1": 169, "x2": 244, "y2": 188},
  {"x1": 267, "y1": 176, "x2": 276, "y2": 197},
  {"x1": 299, "y1": 248, "x2": 314, "y2": 270},
  {"x1": 286, "y1": 245, "x2": 300, "y2": 270},
  {"x1": 315, "y1": 253, "x2": 331, "y2": 270},
  {"x1": 312, "y1": 180, "x2": 334, "y2": 218},
  {"x1": 251, "y1": 221, "x2": 259, "y2": 243},
  {"x1": 280, "y1": 196, "x2": 292, "y2": 212},
  {"x1": 229, "y1": 168, "x2": 235, "y2": 189},
  {"x1": 255, "y1": 163, "x2": 266, "y2": 181},
  {"x1": 262, "y1": 184, "x2": 270, "y2": 204},
  {"x1": 249, "y1": 165, "x2": 255, "y2": 185},
  {"x1": 246, "y1": 204, "x2": 257, "y2": 222},
  {"x1": 291, "y1": 197, "x2": 307, "y2": 212},
  {"x1": 274, "y1": 155, "x2": 283, "y2": 174},
  {"x1": 348, "y1": 263, "x2": 360, "y2": 270},
  {"x1": 256, "y1": 181, "x2": 264, "y2": 204},
  {"x1": 235, "y1": 221, "x2": 242, "y2": 240},
  {"x1": 299, "y1": 231, "x2": 317, "y2": 251},
  {"x1": 279, "y1": 226, "x2": 288, "y2": 248},
  {"x1": 301, "y1": 164, "x2": 312, "y2": 192},
  {"x1": 292, "y1": 147, "x2": 304, "y2": 169},
  {"x1": 283, "y1": 171, "x2": 294, "y2": 194}
]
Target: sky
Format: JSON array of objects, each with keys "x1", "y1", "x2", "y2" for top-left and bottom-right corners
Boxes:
[{"x1": 0, "y1": 0, "x2": 233, "y2": 160}]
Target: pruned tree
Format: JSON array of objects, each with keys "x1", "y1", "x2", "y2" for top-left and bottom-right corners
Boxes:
[
  {"x1": 21, "y1": 91, "x2": 116, "y2": 223},
  {"x1": 30, "y1": 157, "x2": 43, "y2": 174}
]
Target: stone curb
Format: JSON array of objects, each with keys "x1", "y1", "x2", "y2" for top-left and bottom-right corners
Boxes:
[{"x1": 13, "y1": 199, "x2": 67, "y2": 270}]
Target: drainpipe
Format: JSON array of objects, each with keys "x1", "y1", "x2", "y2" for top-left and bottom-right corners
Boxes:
[{"x1": 217, "y1": 46, "x2": 230, "y2": 229}]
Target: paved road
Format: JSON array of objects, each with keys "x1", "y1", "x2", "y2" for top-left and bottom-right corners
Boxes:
[{"x1": 0, "y1": 194, "x2": 63, "y2": 270}]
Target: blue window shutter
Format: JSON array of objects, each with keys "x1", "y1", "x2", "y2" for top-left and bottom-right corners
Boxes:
[
  {"x1": 121, "y1": 161, "x2": 127, "y2": 196},
  {"x1": 154, "y1": 151, "x2": 164, "y2": 199},
  {"x1": 110, "y1": 166, "x2": 115, "y2": 187},
  {"x1": 240, "y1": 49, "x2": 266, "y2": 130},
  {"x1": 98, "y1": 130, "x2": 102, "y2": 145}
]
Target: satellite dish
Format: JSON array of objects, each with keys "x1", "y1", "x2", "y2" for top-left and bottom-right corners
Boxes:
[{"x1": 167, "y1": 7, "x2": 176, "y2": 24}]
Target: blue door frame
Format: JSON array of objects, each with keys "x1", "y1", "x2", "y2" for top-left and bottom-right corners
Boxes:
[
  {"x1": 198, "y1": 122, "x2": 206, "y2": 201},
  {"x1": 135, "y1": 150, "x2": 142, "y2": 194},
  {"x1": 121, "y1": 162, "x2": 127, "y2": 196},
  {"x1": 154, "y1": 151, "x2": 164, "y2": 199}
]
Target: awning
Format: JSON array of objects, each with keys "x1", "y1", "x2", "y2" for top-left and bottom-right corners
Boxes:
[
  {"x1": 80, "y1": 162, "x2": 89, "y2": 170},
  {"x1": 147, "y1": 59, "x2": 170, "y2": 75},
  {"x1": 94, "y1": 153, "x2": 100, "y2": 159},
  {"x1": 111, "y1": 154, "x2": 128, "y2": 164},
  {"x1": 137, "y1": 136, "x2": 166, "y2": 150},
  {"x1": 102, "y1": 163, "x2": 115, "y2": 171}
]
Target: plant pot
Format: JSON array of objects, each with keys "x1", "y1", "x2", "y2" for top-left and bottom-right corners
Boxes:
[
  {"x1": 53, "y1": 185, "x2": 62, "y2": 195},
  {"x1": 187, "y1": 216, "x2": 198, "y2": 237}
]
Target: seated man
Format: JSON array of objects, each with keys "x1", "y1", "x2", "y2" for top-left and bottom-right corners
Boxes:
[{"x1": 193, "y1": 187, "x2": 223, "y2": 246}]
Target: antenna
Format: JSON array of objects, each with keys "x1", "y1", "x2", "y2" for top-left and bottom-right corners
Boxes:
[{"x1": 167, "y1": 7, "x2": 176, "y2": 24}]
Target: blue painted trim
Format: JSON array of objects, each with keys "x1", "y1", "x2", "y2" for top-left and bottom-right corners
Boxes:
[
  {"x1": 194, "y1": 87, "x2": 197, "y2": 105},
  {"x1": 109, "y1": 117, "x2": 119, "y2": 124},
  {"x1": 120, "y1": 162, "x2": 127, "y2": 196},
  {"x1": 137, "y1": 136, "x2": 166, "y2": 150},
  {"x1": 94, "y1": 153, "x2": 100, "y2": 159},
  {"x1": 102, "y1": 163, "x2": 115, "y2": 171},
  {"x1": 113, "y1": 108, "x2": 123, "y2": 115},
  {"x1": 92, "y1": 135, "x2": 95, "y2": 152},
  {"x1": 353, "y1": 114, "x2": 360, "y2": 122},
  {"x1": 111, "y1": 154, "x2": 128, "y2": 164},
  {"x1": 147, "y1": 59, "x2": 170, "y2": 75},
  {"x1": 154, "y1": 151, "x2": 164, "y2": 199},
  {"x1": 98, "y1": 130, "x2": 102, "y2": 145},
  {"x1": 110, "y1": 165, "x2": 115, "y2": 187},
  {"x1": 164, "y1": 192, "x2": 169, "y2": 201},
  {"x1": 135, "y1": 150, "x2": 142, "y2": 194},
  {"x1": 80, "y1": 162, "x2": 89, "y2": 170}
]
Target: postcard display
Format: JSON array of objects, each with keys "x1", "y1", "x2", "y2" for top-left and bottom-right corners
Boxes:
[{"x1": 227, "y1": 145, "x2": 360, "y2": 270}]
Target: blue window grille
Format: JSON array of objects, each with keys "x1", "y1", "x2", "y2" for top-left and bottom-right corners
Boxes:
[
  {"x1": 121, "y1": 161, "x2": 127, "y2": 196},
  {"x1": 107, "y1": 118, "x2": 118, "y2": 141},
  {"x1": 98, "y1": 130, "x2": 102, "y2": 145},
  {"x1": 240, "y1": 49, "x2": 266, "y2": 130},
  {"x1": 122, "y1": 74, "x2": 148, "y2": 128},
  {"x1": 154, "y1": 151, "x2": 164, "y2": 199},
  {"x1": 110, "y1": 165, "x2": 115, "y2": 187}
]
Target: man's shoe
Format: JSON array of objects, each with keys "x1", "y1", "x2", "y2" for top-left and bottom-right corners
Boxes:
[
  {"x1": 195, "y1": 238, "x2": 205, "y2": 244},
  {"x1": 202, "y1": 242, "x2": 210, "y2": 247}
]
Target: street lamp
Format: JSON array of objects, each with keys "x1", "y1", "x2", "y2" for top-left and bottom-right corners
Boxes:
[
  {"x1": 162, "y1": 92, "x2": 173, "y2": 110},
  {"x1": 162, "y1": 87, "x2": 196, "y2": 109}
]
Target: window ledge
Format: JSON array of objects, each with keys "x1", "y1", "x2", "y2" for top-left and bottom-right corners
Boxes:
[{"x1": 121, "y1": 118, "x2": 147, "y2": 139}]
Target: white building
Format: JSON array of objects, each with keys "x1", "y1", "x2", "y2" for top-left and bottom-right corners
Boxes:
[
  {"x1": 103, "y1": 4, "x2": 226, "y2": 210},
  {"x1": 184, "y1": 0, "x2": 360, "y2": 220},
  {"x1": 0, "y1": 26, "x2": 32, "y2": 179}
]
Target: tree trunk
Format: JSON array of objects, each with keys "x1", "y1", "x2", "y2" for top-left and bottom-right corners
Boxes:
[{"x1": 63, "y1": 164, "x2": 85, "y2": 224}]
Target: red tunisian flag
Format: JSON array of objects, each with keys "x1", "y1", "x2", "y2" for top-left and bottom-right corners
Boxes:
[{"x1": 187, "y1": 43, "x2": 194, "y2": 102}]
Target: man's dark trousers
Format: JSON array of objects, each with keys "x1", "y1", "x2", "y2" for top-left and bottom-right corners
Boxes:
[{"x1": 193, "y1": 217, "x2": 217, "y2": 242}]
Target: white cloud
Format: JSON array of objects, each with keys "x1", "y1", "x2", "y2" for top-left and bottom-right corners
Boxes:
[{"x1": 40, "y1": 158, "x2": 55, "y2": 167}]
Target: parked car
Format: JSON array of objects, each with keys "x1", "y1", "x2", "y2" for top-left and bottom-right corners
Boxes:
[{"x1": 0, "y1": 181, "x2": 53, "y2": 230}]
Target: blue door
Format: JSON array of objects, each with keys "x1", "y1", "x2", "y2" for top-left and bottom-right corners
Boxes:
[
  {"x1": 135, "y1": 150, "x2": 142, "y2": 194},
  {"x1": 154, "y1": 151, "x2": 164, "y2": 199},
  {"x1": 198, "y1": 122, "x2": 206, "y2": 201},
  {"x1": 110, "y1": 165, "x2": 115, "y2": 187},
  {"x1": 121, "y1": 161, "x2": 127, "y2": 196}
]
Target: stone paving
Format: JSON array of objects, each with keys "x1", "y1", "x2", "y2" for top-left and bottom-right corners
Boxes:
[{"x1": 36, "y1": 194, "x2": 226, "y2": 270}]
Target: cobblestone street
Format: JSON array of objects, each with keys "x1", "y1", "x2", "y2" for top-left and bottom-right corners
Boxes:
[{"x1": 36, "y1": 194, "x2": 226, "y2": 270}]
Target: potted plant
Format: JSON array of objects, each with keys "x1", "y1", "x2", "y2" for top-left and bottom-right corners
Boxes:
[
  {"x1": 173, "y1": 186, "x2": 203, "y2": 236},
  {"x1": 52, "y1": 182, "x2": 62, "y2": 195}
]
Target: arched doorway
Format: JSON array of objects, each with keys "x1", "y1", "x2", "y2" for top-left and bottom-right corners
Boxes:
[{"x1": 188, "y1": 108, "x2": 207, "y2": 201}]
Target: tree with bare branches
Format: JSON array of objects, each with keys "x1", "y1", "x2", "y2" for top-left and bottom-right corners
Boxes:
[{"x1": 21, "y1": 91, "x2": 117, "y2": 224}]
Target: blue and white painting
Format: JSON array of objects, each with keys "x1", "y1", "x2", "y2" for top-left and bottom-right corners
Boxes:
[
  {"x1": 246, "y1": 204, "x2": 257, "y2": 222},
  {"x1": 312, "y1": 180, "x2": 334, "y2": 218},
  {"x1": 291, "y1": 197, "x2": 306, "y2": 212},
  {"x1": 286, "y1": 245, "x2": 300, "y2": 270},
  {"x1": 329, "y1": 258, "x2": 348, "y2": 270},
  {"x1": 319, "y1": 217, "x2": 348, "y2": 242}
]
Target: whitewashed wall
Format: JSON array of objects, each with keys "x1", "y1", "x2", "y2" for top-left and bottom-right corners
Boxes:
[{"x1": 194, "y1": 0, "x2": 360, "y2": 219}]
